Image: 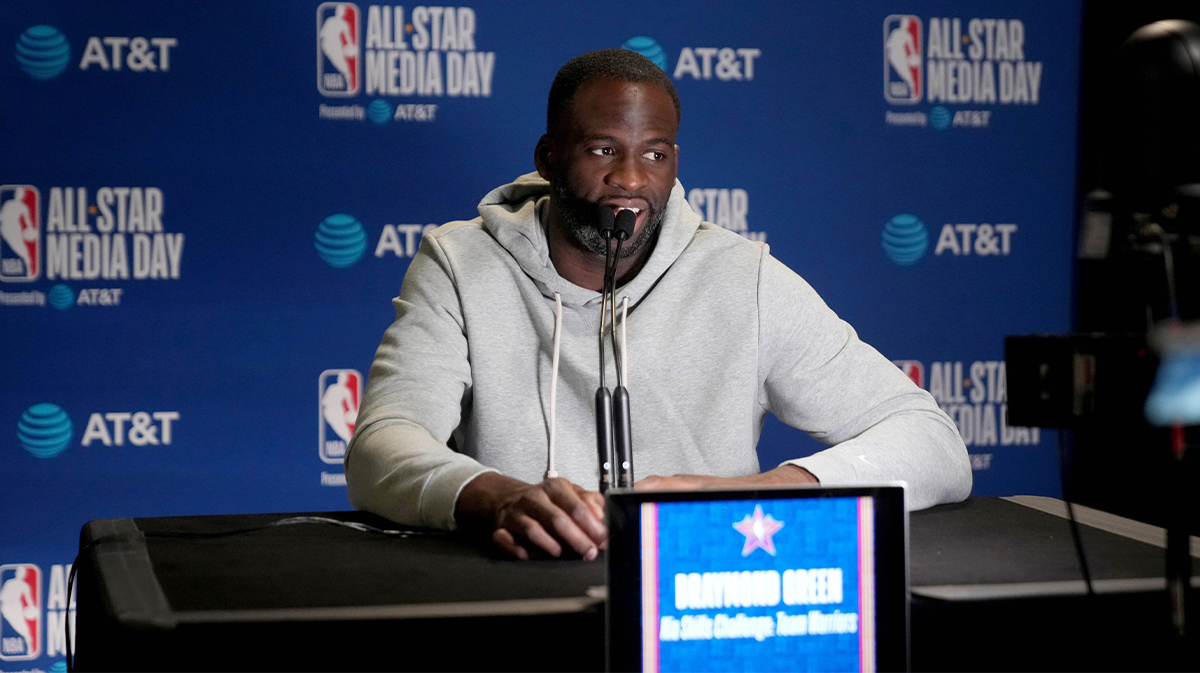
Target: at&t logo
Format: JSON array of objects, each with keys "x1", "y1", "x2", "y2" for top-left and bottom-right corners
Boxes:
[
  {"x1": 17, "y1": 403, "x2": 73, "y2": 459},
  {"x1": 883, "y1": 214, "x2": 1017, "y2": 265},
  {"x1": 320, "y1": 369, "x2": 361, "y2": 464},
  {"x1": 367, "y1": 98, "x2": 392, "y2": 124},
  {"x1": 0, "y1": 564, "x2": 41, "y2": 661},
  {"x1": 316, "y1": 212, "x2": 437, "y2": 267},
  {"x1": 15, "y1": 25, "x2": 177, "y2": 79},
  {"x1": 14, "y1": 404, "x2": 179, "y2": 457},
  {"x1": 621, "y1": 36, "x2": 668, "y2": 70},
  {"x1": 934, "y1": 223, "x2": 1017, "y2": 256},
  {"x1": 81, "y1": 411, "x2": 180, "y2": 447},
  {"x1": 47, "y1": 284, "x2": 74, "y2": 310},
  {"x1": 15, "y1": 26, "x2": 69, "y2": 80},
  {"x1": 621, "y1": 36, "x2": 760, "y2": 81},
  {"x1": 881, "y1": 214, "x2": 928, "y2": 266},
  {"x1": 0, "y1": 183, "x2": 184, "y2": 315},
  {"x1": 79, "y1": 36, "x2": 177, "y2": 72},
  {"x1": 315, "y1": 214, "x2": 367, "y2": 267}
]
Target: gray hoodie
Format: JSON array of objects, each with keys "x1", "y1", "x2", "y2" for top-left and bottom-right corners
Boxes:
[{"x1": 346, "y1": 173, "x2": 972, "y2": 529}]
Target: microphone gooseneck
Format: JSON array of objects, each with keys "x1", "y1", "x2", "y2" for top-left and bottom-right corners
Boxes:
[
  {"x1": 609, "y1": 212, "x2": 638, "y2": 386},
  {"x1": 609, "y1": 209, "x2": 636, "y2": 487},
  {"x1": 594, "y1": 207, "x2": 617, "y2": 492},
  {"x1": 609, "y1": 209, "x2": 635, "y2": 387},
  {"x1": 594, "y1": 207, "x2": 638, "y2": 491}
]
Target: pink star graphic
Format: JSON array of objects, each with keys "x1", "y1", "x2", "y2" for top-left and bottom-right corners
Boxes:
[{"x1": 733, "y1": 505, "x2": 784, "y2": 557}]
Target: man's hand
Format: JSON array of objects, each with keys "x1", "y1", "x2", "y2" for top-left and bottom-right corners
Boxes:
[
  {"x1": 635, "y1": 464, "x2": 819, "y2": 491},
  {"x1": 456, "y1": 472, "x2": 607, "y2": 561}
]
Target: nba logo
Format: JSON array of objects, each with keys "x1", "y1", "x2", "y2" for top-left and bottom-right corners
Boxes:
[
  {"x1": 893, "y1": 360, "x2": 925, "y2": 388},
  {"x1": 0, "y1": 185, "x2": 41, "y2": 282},
  {"x1": 884, "y1": 15, "x2": 922, "y2": 104},
  {"x1": 320, "y1": 369, "x2": 361, "y2": 463},
  {"x1": 317, "y1": 2, "x2": 361, "y2": 96},
  {"x1": 0, "y1": 564, "x2": 41, "y2": 661}
]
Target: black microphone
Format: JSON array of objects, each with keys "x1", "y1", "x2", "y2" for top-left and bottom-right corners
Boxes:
[
  {"x1": 597, "y1": 207, "x2": 615, "y2": 239},
  {"x1": 594, "y1": 207, "x2": 617, "y2": 492},
  {"x1": 595, "y1": 208, "x2": 638, "y2": 491},
  {"x1": 595, "y1": 387, "x2": 614, "y2": 492},
  {"x1": 610, "y1": 208, "x2": 636, "y2": 487},
  {"x1": 613, "y1": 386, "x2": 633, "y2": 487},
  {"x1": 613, "y1": 208, "x2": 636, "y2": 242}
]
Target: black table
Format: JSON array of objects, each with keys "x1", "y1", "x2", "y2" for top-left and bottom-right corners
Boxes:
[{"x1": 74, "y1": 496, "x2": 1197, "y2": 671}]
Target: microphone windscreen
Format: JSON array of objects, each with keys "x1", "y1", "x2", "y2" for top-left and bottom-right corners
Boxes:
[
  {"x1": 615, "y1": 209, "x2": 636, "y2": 240},
  {"x1": 597, "y1": 207, "x2": 615, "y2": 237}
]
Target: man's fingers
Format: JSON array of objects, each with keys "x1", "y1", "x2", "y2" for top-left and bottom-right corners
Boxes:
[
  {"x1": 635, "y1": 474, "x2": 714, "y2": 491},
  {"x1": 486, "y1": 478, "x2": 609, "y2": 561},
  {"x1": 580, "y1": 489, "x2": 605, "y2": 522},
  {"x1": 574, "y1": 488, "x2": 608, "y2": 550},
  {"x1": 634, "y1": 475, "x2": 667, "y2": 490},
  {"x1": 491, "y1": 528, "x2": 529, "y2": 561},
  {"x1": 545, "y1": 479, "x2": 607, "y2": 545},
  {"x1": 510, "y1": 512, "x2": 564, "y2": 558},
  {"x1": 521, "y1": 490, "x2": 600, "y2": 559}
]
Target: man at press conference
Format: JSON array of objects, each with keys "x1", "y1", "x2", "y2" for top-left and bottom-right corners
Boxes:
[{"x1": 345, "y1": 49, "x2": 971, "y2": 560}]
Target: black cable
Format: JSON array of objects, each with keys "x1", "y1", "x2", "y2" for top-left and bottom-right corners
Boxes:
[
  {"x1": 141, "y1": 515, "x2": 425, "y2": 539},
  {"x1": 1057, "y1": 429, "x2": 1095, "y2": 596}
]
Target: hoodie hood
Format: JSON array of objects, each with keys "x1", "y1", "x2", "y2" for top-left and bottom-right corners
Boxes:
[{"x1": 476, "y1": 172, "x2": 702, "y2": 307}]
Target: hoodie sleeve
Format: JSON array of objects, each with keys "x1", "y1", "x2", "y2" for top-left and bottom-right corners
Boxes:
[
  {"x1": 345, "y1": 231, "x2": 494, "y2": 529},
  {"x1": 755, "y1": 250, "x2": 972, "y2": 510}
]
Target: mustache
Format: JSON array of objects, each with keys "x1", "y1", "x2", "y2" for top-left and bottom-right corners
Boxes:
[{"x1": 552, "y1": 185, "x2": 665, "y2": 260}]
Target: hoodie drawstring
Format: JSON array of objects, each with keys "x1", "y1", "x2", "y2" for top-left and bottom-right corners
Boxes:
[
  {"x1": 545, "y1": 293, "x2": 628, "y2": 480},
  {"x1": 545, "y1": 292, "x2": 563, "y2": 479}
]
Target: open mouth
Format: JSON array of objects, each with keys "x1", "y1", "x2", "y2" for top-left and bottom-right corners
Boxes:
[{"x1": 604, "y1": 204, "x2": 647, "y2": 233}]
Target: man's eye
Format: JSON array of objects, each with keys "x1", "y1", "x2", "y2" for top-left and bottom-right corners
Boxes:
[
  {"x1": 644, "y1": 150, "x2": 665, "y2": 161},
  {"x1": 591, "y1": 147, "x2": 615, "y2": 156}
]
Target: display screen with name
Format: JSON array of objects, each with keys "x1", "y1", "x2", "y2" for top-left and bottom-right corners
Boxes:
[{"x1": 606, "y1": 486, "x2": 908, "y2": 672}]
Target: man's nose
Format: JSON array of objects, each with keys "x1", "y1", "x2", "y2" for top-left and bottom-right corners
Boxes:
[{"x1": 605, "y1": 153, "x2": 647, "y2": 193}]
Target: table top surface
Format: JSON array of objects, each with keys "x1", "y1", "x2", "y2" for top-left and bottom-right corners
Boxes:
[{"x1": 82, "y1": 496, "x2": 1191, "y2": 618}]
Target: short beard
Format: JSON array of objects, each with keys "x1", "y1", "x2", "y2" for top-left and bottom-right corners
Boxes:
[{"x1": 551, "y1": 178, "x2": 665, "y2": 260}]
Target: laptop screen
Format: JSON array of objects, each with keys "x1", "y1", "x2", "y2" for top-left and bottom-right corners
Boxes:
[{"x1": 606, "y1": 486, "x2": 908, "y2": 673}]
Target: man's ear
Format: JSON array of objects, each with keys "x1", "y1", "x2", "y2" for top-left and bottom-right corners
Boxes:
[{"x1": 534, "y1": 134, "x2": 555, "y2": 181}]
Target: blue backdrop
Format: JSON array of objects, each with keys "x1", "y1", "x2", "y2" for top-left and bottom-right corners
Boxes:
[{"x1": 1, "y1": 1, "x2": 1080, "y2": 665}]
